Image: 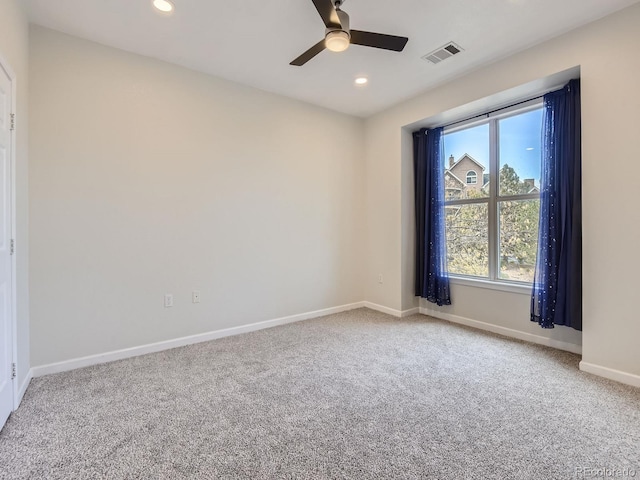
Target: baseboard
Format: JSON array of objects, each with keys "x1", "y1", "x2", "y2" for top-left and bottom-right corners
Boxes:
[
  {"x1": 579, "y1": 361, "x2": 640, "y2": 388},
  {"x1": 363, "y1": 302, "x2": 419, "y2": 318},
  {"x1": 420, "y1": 307, "x2": 582, "y2": 355},
  {"x1": 29, "y1": 300, "x2": 639, "y2": 390},
  {"x1": 14, "y1": 368, "x2": 33, "y2": 409},
  {"x1": 400, "y1": 307, "x2": 420, "y2": 317},
  {"x1": 32, "y1": 301, "x2": 366, "y2": 377}
]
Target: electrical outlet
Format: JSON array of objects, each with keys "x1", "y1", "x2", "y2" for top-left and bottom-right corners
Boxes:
[
  {"x1": 164, "y1": 294, "x2": 173, "y2": 308},
  {"x1": 378, "y1": 274, "x2": 384, "y2": 284},
  {"x1": 192, "y1": 290, "x2": 201, "y2": 303}
]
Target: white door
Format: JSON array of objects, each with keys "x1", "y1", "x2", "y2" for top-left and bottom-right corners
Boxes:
[{"x1": 0, "y1": 62, "x2": 14, "y2": 431}]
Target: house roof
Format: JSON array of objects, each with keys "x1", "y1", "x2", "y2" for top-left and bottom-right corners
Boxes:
[
  {"x1": 449, "y1": 153, "x2": 486, "y2": 172},
  {"x1": 445, "y1": 170, "x2": 466, "y2": 186}
]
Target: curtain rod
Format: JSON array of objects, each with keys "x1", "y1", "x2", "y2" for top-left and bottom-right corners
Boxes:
[{"x1": 440, "y1": 94, "x2": 545, "y2": 130}]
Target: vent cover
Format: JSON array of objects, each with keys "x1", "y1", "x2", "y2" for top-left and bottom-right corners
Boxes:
[{"x1": 422, "y1": 42, "x2": 464, "y2": 64}]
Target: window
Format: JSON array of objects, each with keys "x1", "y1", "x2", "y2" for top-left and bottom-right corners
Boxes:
[
  {"x1": 443, "y1": 103, "x2": 542, "y2": 284},
  {"x1": 466, "y1": 171, "x2": 477, "y2": 184}
]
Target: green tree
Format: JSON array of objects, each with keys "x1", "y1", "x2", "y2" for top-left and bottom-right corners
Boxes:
[
  {"x1": 498, "y1": 164, "x2": 539, "y2": 281},
  {"x1": 444, "y1": 164, "x2": 540, "y2": 282},
  {"x1": 500, "y1": 163, "x2": 528, "y2": 195},
  {"x1": 499, "y1": 199, "x2": 539, "y2": 280},
  {"x1": 445, "y1": 203, "x2": 488, "y2": 277}
]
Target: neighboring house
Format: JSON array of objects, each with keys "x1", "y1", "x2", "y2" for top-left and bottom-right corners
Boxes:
[
  {"x1": 445, "y1": 154, "x2": 485, "y2": 199},
  {"x1": 444, "y1": 170, "x2": 466, "y2": 200},
  {"x1": 523, "y1": 178, "x2": 540, "y2": 194},
  {"x1": 445, "y1": 153, "x2": 539, "y2": 198}
]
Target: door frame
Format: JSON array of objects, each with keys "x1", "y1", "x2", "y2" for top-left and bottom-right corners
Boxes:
[{"x1": 0, "y1": 51, "x2": 18, "y2": 412}]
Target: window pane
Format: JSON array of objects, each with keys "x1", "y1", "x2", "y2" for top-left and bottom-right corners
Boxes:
[
  {"x1": 498, "y1": 109, "x2": 543, "y2": 196},
  {"x1": 444, "y1": 123, "x2": 490, "y2": 200},
  {"x1": 445, "y1": 203, "x2": 489, "y2": 277},
  {"x1": 499, "y1": 199, "x2": 540, "y2": 282}
]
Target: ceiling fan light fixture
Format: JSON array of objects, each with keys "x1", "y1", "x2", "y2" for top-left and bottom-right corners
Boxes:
[{"x1": 325, "y1": 30, "x2": 350, "y2": 52}]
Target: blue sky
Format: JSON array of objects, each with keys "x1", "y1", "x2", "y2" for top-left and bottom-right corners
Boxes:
[{"x1": 444, "y1": 108, "x2": 543, "y2": 185}]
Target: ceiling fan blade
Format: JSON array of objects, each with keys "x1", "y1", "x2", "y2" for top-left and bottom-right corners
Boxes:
[
  {"x1": 290, "y1": 40, "x2": 327, "y2": 66},
  {"x1": 350, "y1": 30, "x2": 408, "y2": 52},
  {"x1": 311, "y1": 0, "x2": 342, "y2": 28}
]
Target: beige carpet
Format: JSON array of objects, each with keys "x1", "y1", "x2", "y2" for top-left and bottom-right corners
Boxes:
[{"x1": 0, "y1": 308, "x2": 638, "y2": 479}]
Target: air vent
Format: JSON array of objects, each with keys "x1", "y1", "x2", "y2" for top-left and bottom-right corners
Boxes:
[{"x1": 422, "y1": 42, "x2": 464, "y2": 64}]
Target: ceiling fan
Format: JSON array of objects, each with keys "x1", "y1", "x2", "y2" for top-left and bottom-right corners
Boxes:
[{"x1": 290, "y1": 0, "x2": 409, "y2": 66}]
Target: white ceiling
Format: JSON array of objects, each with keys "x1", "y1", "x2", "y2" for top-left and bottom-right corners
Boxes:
[{"x1": 24, "y1": 0, "x2": 639, "y2": 117}]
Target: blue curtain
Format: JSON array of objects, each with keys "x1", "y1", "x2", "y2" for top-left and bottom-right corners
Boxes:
[
  {"x1": 413, "y1": 127, "x2": 451, "y2": 306},
  {"x1": 531, "y1": 79, "x2": 582, "y2": 330}
]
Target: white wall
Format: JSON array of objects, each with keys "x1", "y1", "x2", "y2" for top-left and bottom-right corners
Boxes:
[
  {"x1": 29, "y1": 27, "x2": 365, "y2": 366},
  {"x1": 26, "y1": 5, "x2": 640, "y2": 381},
  {"x1": 364, "y1": 4, "x2": 640, "y2": 377},
  {"x1": 0, "y1": 0, "x2": 30, "y2": 392}
]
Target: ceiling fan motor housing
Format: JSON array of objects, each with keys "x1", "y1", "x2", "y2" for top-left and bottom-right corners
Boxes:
[{"x1": 326, "y1": 8, "x2": 350, "y2": 36}]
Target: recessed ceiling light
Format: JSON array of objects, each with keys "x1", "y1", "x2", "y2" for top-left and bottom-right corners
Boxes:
[
  {"x1": 355, "y1": 77, "x2": 368, "y2": 86},
  {"x1": 153, "y1": 0, "x2": 174, "y2": 14}
]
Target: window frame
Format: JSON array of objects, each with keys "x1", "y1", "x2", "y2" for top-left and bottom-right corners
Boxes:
[
  {"x1": 465, "y1": 170, "x2": 477, "y2": 184},
  {"x1": 443, "y1": 99, "x2": 543, "y2": 286}
]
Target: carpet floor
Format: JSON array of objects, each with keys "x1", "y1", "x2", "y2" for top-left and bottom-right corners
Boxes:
[{"x1": 0, "y1": 308, "x2": 638, "y2": 479}]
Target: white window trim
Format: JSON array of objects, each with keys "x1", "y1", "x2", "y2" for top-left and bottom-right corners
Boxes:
[
  {"x1": 444, "y1": 97, "x2": 544, "y2": 135},
  {"x1": 443, "y1": 100, "x2": 543, "y2": 288},
  {"x1": 449, "y1": 275, "x2": 532, "y2": 295},
  {"x1": 466, "y1": 170, "x2": 477, "y2": 184}
]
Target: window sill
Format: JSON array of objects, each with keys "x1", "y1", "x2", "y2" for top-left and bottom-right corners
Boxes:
[{"x1": 449, "y1": 276, "x2": 532, "y2": 296}]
